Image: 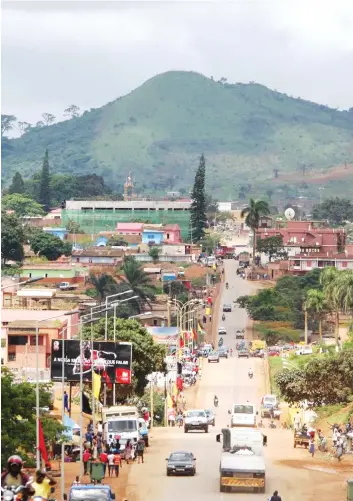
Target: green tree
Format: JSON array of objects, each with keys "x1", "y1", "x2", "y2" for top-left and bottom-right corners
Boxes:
[
  {"x1": 241, "y1": 199, "x2": 270, "y2": 260},
  {"x1": 334, "y1": 270, "x2": 353, "y2": 315},
  {"x1": 189, "y1": 154, "x2": 207, "y2": 242},
  {"x1": 1, "y1": 114, "x2": 17, "y2": 137},
  {"x1": 88, "y1": 272, "x2": 120, "y2": 302},
  {"x1": 119, "y1": 256, "x2": 157, "y2": 310},
  {"x1": 8, "y1": 172, "x2": 25, "y2": 194},
  {"x1": 199, "y1": 232, "x2": 221, "y2": 254},
  {"x1": 64, "y1": 104, "x2": 81, "y2": 119},
  {"x1": 41, "y1": 113, "x2": 56, "y2": 126},
  {"x1": 256, "y1": 235, "x2": 288, "y2": 262},
  {"x1": 39, "y1": 150, "x2": 51, "y2": 212},
  {"x1": 66, "y1": 219, "x2": 84, "y2": 234},
  {"x1": 1, "y1": 212, "x2": 25, "y2": 265},
  {"x1": 1, "y1": 369, "x2": 64, "y2": 465},
  {"x1": 304, "y1": 289, "x2": 327, "y2": 341},
  {"x1": 30, "y1": 232, "x2": 72, "y2": 261},
  {"x1": 82, "y1": 318, "x2": 166, "y2": 396},
  {"x1": 2, "y1": 194, "x2": 45, "y2": 217},
  {"x1": 312, "y1": 197, "x2": 353, "y2": 226},
  {"x1": 107, "y1": 236, "x2": 128, "y2": 247},
  {"x1": 148, "y1": 247, "x2": 160, "y2": 263}
]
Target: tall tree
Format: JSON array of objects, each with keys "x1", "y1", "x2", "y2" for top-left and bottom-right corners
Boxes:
[
  {"x1": 241, "y1": 199, "x2": 270, "y2": 260},
  {"x1": 41, "y1": 113, "x2": 56, "y2": 126},
  {"x1": 88, "y1": 272, "x2": 120, "y2": 302},
  {"x1": 119, "y1": 256, "x2": 156, "y2": 310},
  {"x1": 39, "y1": 150, "x2": 51, "y2": 211},
  {"x1": 304, "y1": 289, "x2": 327, "y2": 341},
  {"x1": 1, "y1": 212, "x2": 25, "y2": 265},
  {"x1": 8, "y1": 172, "x2": 25, "y2": 194},
  {"x1": 64, "y1": 104, "x2": 81, "y2": 119},
  {"x1": 320, "y1": 267, "x2": 340, "y2": 344},
  {"x1": 189, "y1": 154, "x2": 207, "y2": 242},
  {"x1": 2, "y1": 194, "x2": 44, "y2": 217},
  {"x1": 1, "y1": 114, "x2": 17, "y2": 137}
]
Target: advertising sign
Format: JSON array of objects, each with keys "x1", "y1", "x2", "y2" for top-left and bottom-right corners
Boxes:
[{"x1": 50, "y1": 340, "x2": 132, "y2": 383}]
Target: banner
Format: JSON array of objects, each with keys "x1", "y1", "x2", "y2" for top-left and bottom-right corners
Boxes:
[{"x1": 50, "y1": 340, "x2": 132, "y2": 383}]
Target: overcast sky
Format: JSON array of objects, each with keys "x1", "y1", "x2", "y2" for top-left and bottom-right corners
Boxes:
[{"x1": 2, "y1": 0, "x2": 353, "y2": 127}]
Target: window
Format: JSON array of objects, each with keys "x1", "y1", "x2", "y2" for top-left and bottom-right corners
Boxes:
[
  {"x1": 8, "y1": 353, "x2": 16, "y2": 362},
  {"x1": 29, "y1": 273, "x2": 32, "y2": 278},
  {"x1": 147, "y1": 234, "x2": 154, "y2": 239},
  {"x1": 30, "y1": 336, "x2": 43, "y2": 346},
  {"x1": 294, "y1": 260, "x2": 300, "y2": 266},
  {"x1": 45, "y1": 273, "x2": 48, "y2": 278},
  {"x1": 342, "y1": 261, "x2": 348, "y2": 268},
  {"x1": 166, "y1": 233, "x2": 170, "y2": 239}
]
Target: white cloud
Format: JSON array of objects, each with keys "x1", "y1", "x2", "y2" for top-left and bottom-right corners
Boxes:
[{"x1": 2, "y1": 0, "x2": 353, "y2": 126}]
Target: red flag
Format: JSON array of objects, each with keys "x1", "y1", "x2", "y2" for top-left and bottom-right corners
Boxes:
[
  {"x1": 179, "y1": 335, "x2": 184, "y2": 348},
  {"x1": 38, "y1": 419, "x2": 48, "y2": 462},
  {"x1": 192, "y1": 329, "x2": 197, "y2": 340}
]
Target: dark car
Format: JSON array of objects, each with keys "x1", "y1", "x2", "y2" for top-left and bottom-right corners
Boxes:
[
  {"x1": 223, "y1": 304, "x2": 232, "y2": 312},
  {"x1": 236, "y1": 332, "x2": 245, "y2": 340},
  {"x1": 238, "y1": 350, "x2": 250, "y2": 359},
  {"x1": 166, "y1": 451, "x2": 196, "y2": 476},
  {"x1": 218, "y1": 347, "x2": 228, "y2": 358}
]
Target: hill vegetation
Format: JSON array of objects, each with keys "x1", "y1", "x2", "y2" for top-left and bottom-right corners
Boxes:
[{"x1": 2, "y1": 71, "x2": 353, "y2": 198}]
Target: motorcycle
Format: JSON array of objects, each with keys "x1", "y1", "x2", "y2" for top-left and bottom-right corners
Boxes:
[
  {"x1": 269, "y1": 420, "x2": 277, "y2": 429},
  {"x1": 226, "y1": 283, "x2": 229, "y2": 289},
  {"x1": 214, "y1": 398, "x2": 219, "y2": 408},
  {"x1": 248, "y1": 372, "x2": 253, "y2": 379},
  {"x1": 222, "y1": 314, "x2": 226, "y2": 321},
  {"x1": 2, "y1": 484, "x2": 31, "y2": 501}
]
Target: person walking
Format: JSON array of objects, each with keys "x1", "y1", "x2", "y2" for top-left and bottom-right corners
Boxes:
[
  {"x1": 63, "y1": 391, "x2": 70, "y2": 413},
  {"x1": 107, "y1": 451, "x2": 115, "y2": 477},
  {"x1": 82, "y1": 449, "x2": 91, "y2": 475},
  {"x1": 99, "y1": 451, "x2": 108, "y2": 477},
  {"x1": 269, "y1": 490, "x2": 282, "y2": 501},
  {"x1": 113, "y1": 452, "x2": 122, "y2": 477},
  {"x1": 293, "y1": 412, "x2": 301, "y2": 432},
  {"x1": 309, "y1": 438, "x2": 315, "y2": 457},
  {"x1": 136, "y1": 436, "x2": 145, "y2": 464},
  {"x1": 124, "y1": 440, "x2": 132, "y2": 464}
]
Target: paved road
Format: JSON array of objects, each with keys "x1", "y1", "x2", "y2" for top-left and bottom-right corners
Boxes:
[{"x1": 126, "y1": 261, "x2": 329, "y2": 501}]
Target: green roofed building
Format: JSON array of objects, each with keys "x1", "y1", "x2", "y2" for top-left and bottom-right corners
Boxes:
[{"x1": 62, "y1": 199, "x2": 192, "y2": 240}]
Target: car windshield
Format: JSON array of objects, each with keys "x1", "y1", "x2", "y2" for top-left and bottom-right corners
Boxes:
[
  {"x1": 70, "y1": 488, "x2": 110, "y2": 501},
  {"x1": 264, "y1": 397, "x2": 276, "y2": 404},
  {"x1": 170, "y1": 453, "x2": 192, "y2": 461},
  {"x1": 108, "y1": 420, "x2": 137, "y2": 432},
  {"x1": 204, "y1": 410, "x2": 213, "y2": 417},
  {"x1": 187, "y1": 411, "x2": 205, "y2": 417},
  {"x1": 233, "y1": 405, "x2": 254, "y2": 414}
]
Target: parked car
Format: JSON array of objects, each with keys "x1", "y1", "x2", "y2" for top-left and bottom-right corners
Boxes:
[
  {"x1": 166, "y1": 451, "x2": 196, "y2": 476},
  {"x1": 296, "y1": 345, "x2": 313, "y2": 356},
  {"x1": 238, "y1": 350, "x2": 250, "y2": 359},
  {"x1": 218, "y1": 347, "x2": 228, "y2": 359},
  {"x1": 268, "y1": 350, "x2": 280, "y2": 357},
  {"x1": 204, "y1": 409, "x2": 216, "y2": 426},
  {"x1": 223, "y1": 304, "x2": 232, "y2": 312},
  {"x1": 208, "y1": 351, "x2": 220, "y2": 363}
]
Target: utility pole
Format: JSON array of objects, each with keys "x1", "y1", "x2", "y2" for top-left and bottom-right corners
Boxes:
[{"x1": 150, "y1": 377, "x2": 154, "y2": 429}]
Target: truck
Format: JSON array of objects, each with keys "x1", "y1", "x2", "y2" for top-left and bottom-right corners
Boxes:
[
  {"x1": 102, "y1": 405, "x2": 139, "y2": 447},
  {"x1": 215, "y1": 246, "x2": 235, "y2": 259},
  {"x1": 217, "y1": 428, "x2": 266, "y2": 493},
  {"x1": 58, "y1": 281, "x2": 79, "y2": 291}
]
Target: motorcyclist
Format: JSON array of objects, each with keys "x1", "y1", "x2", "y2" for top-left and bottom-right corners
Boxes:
[
  {"x1": 248, "y1": 369, "x2": 253, "y2": 378},
  {"x1": 226, "y1": 282, "x2": 229, "y2": 289},
  {"x1": 229, "y1": 348, "x2": 233, "y2": 356},
  {"x1": 1, "y1": 456, "x2": 34, "y2": 492},
  {"x1": 214, "y1": 395, "x2": 219, "y2": 407},
  {"x1": 222, "y1": 313, "x2": 226, "y2": 321}
]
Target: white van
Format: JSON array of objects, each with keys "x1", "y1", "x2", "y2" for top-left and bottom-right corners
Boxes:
[
  {"x1": 295, "y1": 345, "x2": 313, "y2": 356},
  {"x1": 229, "y1": 403, "x2": 257, "y2": 428}
]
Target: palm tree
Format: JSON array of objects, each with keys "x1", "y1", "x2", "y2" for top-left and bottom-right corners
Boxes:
[
  {"x1": 304, "y1": 289, "x2": 327, "y2": 342},
  {"x1": 119, "y1": 256, "x2": 156, "y2": 311},
  {"x1": 320, "y1": 267, "x2": 340, "y2": 344},
  {"x1": 241, "y1": 199, "x2": 270, "y2": 260},
  {"x1": 334, "y1": 270, "x2": 353, "y2": 316},
  {"x1": 89, "y1": 272, "x2": 120, "y2": 302}
]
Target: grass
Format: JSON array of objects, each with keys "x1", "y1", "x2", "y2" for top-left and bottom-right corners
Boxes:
[
  {"x1": 3, "y1": 71, "x2": 353, "y2": 198},
  {"x1": 315, "y1": 403, "x2": 353, "y2": 431}
]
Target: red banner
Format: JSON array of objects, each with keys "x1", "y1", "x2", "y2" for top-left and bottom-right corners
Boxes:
[
  {"x1": 38, "y1": 419, "x2": 48, "y2": 462},
  {"x1": 115, "y1": 368, "x2": 131, "y2": 384}
]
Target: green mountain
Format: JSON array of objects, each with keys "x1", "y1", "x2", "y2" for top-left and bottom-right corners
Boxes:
[{"x1": 2, "y1": 71, "x2": 353, "y2": 198}]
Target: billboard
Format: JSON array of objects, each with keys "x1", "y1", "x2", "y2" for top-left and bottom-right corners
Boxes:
[{"x1": 50, "y1": 340, "x2": 132, "y2": 384}]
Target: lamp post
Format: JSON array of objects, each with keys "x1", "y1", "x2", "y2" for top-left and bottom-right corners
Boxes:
[
  {"x1": 35, "y1": 309, "x2": 79, "y2": 470},
  {"x1": 104, "y1": 290, "x2": 133, "y2": 341}
]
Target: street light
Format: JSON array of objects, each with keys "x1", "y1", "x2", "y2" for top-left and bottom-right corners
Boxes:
[
  {"x1": 35, "y1": 309, "x2": 78, "y2": 469},
  {"x1": 104, "y1": 290, "x2": 133, "y2": 341},
  {"x1": 1, "y1": 276, "x2": 45, "y2": 291}
]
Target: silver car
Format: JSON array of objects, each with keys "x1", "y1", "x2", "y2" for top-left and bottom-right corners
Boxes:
[
  {"x1": 208, "y1": 351, "x2": 220, "y2": 363},
  {"x1": 204, "y1": 409, "x2": 216, "y2": 426},
  {"x1": 184, "y1": 410, "x2": 208, "y2": 433}
]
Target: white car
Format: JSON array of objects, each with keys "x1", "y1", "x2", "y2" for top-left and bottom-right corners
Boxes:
[
  {"x1": 218, "y1": 327, "x2": 227, "y2": 336},
  {"x1": 184, "y1": 410, "x2": 209, "y2": 433}
]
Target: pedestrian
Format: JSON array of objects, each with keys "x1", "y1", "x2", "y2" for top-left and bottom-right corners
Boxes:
[
  {"x1": 269, "y1": 490, "x2": 282, "y2": 501},
  {"x1": 124, "y1": 440, "x2": 132, "y2": 464},
  {"x1": 309, "y1": 438, "x2": 315, "y2": 457},
  {"x1": 82, "y1": 449, "x2": 91, "y2": 475},
  {"x1": 293, "y1": 412, "x2": 301, "y2": 432},
  {"x1": 63, "y1": 391, "x2": 70, "y2": 413},
  {"x1": 107, "y1": 451, "x2": 115, "y2": 477},
  {"x1": 97, "y1": 434, "x2": 102, "y2": 456},
  {"x1": 332, "y1": 427, "x2": 339, "y2": 447},
  {"x1": 32, "y1": 469, "x2": 57, "y2": 499},
  {"x1": 87, "y1": 419, "x2": 94, "y2": 434},
  {"x1": 202, "y1": 315, "x2": 206, "y2": 324},
  {"x1": 209, "y1": 315, "x2": 212, "y2": 322},
  {"x1": 136, "y1": 436, "x2": 145, "y2": 464},
  {"x1": 99, "y1": 450, "x2": 108, "y2": 476},
  {"x1": 336, "y1": 438, "x2": 344, "y2": 461},
  {"x1": 72, "y1": 476, "x2": 80, "y2": 486},
  {"x1": 113, "y1": 452, "x2": 122, "y2": 477}
]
